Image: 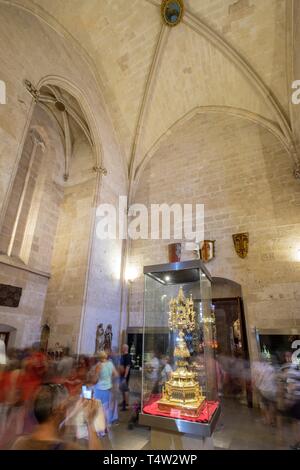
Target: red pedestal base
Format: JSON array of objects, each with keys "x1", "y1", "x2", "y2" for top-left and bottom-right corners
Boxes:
[{"x1": 143, "y1": 396, "x2": 219, "y2": 423}]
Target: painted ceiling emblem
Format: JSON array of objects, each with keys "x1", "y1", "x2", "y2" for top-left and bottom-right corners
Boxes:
[
  {"x1": 232, "y1": 233, "x2": 249, "y2": 259},
  {"x1": 161, "y1": 0, "x2": 184, "y2": 27}
]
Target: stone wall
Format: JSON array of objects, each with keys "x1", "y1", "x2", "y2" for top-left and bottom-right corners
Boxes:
[
  {"x1": 129, "y1": 113, "x2": 300, "y2": 361},
  {"x1": 0, "y1": 104, "x2": 65, "y2": 348},
  {"x1": 42, "y1": 133, "x2": 96, "y2": 352},
  {"x1": 0, "y1": 5, "x2": 127, "y2": 352}
]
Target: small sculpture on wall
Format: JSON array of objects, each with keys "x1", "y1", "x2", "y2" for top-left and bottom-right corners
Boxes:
[
  {"x1": 95, "y1": 323, "x2": 105, "y2": 354},
  {"x1": 0, "y1": 333, "x2": 7, "y2": 365},
  {"x1": 54, "y1": 342, "x2": 63, "y2": 360},
  {"x1": 104, "y1": 324, "x2": 113, "y2": 352}
]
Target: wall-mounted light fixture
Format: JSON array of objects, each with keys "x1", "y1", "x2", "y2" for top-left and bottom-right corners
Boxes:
[{"x1": 125, "y1": 265, "x2": 139, "y2": 283}]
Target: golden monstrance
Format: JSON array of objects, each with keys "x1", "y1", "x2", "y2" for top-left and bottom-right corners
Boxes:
[{"x1": 158, "y1": 287, "x2": 205, "y2": 417}]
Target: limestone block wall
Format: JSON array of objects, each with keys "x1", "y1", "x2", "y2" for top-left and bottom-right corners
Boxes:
[
  {"x1": 42, "y1": 136, "x2": 95, "y2": 352},
  {"x1": 79, "y1": 114, "x2": 128, "y2": 353},
  {"x1": 128, "y1": 113, "x2": 300, "y2": 361},
  {"x1": 0, "y1": 105, "x2": 65, "y2": 348},
  {"x1": 0, "y1": 5, "x2": 127, "y2": 351}
]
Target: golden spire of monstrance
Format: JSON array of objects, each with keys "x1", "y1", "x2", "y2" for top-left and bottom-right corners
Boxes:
[{"x1": 158, "y1": 287, "x2": 205, "y2": 417}]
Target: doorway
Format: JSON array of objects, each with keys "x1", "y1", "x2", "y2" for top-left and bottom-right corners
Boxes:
[
  {"x1": 212, "y1": 278, "x2": 252, "y2": 406},
  {"x1": 213, "y1": 297, "x2": 248, "y2": 359}
]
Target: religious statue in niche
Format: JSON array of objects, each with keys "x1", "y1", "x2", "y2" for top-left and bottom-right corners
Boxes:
[
  {"x1": 104, "y1": 324, "x2": 113, "y2": 352},
  {"x1": 54, "y1": 342, "x2": 63, "y2": 360},
  {"x1": 95, "y1": 323, "x2": 105, "y2": 354},
  {"x1": 233, "y1": 319, "x2": 242, "y2": 352}
]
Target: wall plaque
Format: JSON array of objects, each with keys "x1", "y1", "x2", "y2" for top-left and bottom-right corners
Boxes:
[{"x1": 0, "y1": 284, "x2": 22, "y2": 307}]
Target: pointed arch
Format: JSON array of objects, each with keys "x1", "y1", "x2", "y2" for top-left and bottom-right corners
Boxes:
[{"x1": 132, "y1": 105, "x2": 294, "y2": 201}]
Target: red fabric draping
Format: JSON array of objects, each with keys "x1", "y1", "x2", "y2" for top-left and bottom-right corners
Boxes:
[{"x1": 143, "y1": 396, "x2": 219, "y2": 423}]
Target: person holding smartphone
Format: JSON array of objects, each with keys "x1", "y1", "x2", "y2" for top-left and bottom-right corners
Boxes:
[{"x1": 11, "y1": 384, "x2": 102, "y2": 450}]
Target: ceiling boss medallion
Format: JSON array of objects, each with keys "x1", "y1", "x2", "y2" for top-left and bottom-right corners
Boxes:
[{"x1": 161, "y1": 0, "x2": 184, "y2": 27}]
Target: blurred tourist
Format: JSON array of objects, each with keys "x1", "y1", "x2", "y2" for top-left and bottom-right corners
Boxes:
[
  {"x1": 286, "y1": 361, "x2": 300, "y2": 449},
  {"x1": 92, "y1": 351, "x2": 119, "y2": 432},
  {"x1": 119, "y1": 344, "x2": 132, "y2": 411},
  {"x1": 11, "y1": 384, "x2": 102, "y2": 450},
  {"x1": 56, "y1": 348, "x2": 74, "y2": 379},
  {"x1": 159, "y1": 355, "x2": 172, "y2": 389},
  {"x1": 252, "y1": 356, "x2": 277, "y2": 426}
]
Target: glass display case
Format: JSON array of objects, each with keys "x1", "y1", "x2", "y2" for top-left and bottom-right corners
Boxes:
[{"x1": 139, "y1": 260, "x2": 220, "y2": 437}]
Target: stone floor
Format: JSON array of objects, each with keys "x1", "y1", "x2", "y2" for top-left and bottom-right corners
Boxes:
[
  {"x1": 1, "y1": 395, "x2": 298, "y2": 450},
  {"x1": 101, "y1": 398, "x2": 298, "y2": 450},
  {"x1": 212, "y1": 399, "x2": 295, "y2": 450}
]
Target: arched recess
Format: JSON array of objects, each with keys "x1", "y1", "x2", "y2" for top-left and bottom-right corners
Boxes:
[
  {"x1": 211, "y1": 277, "x2": 252, "y2": 404},
  {"x1": 212, "y1": 277, "x2": 242, "y2": 299},
  {"x1": 40, "y1": 324, "x2": 50, "y2": 352},
  {"x1": 0, "y1": 107, "x2": 65, "y2": 264},
  {"x1": 36, "y1": 76, "x2": 103, "y2": 171},
  {"x1": 131, "y1": 105, "x2": 294, "y2": 201},
  {"x1": 33, "y1": 81, "x2": 102, "y2": 352},
  {"x1": 0, "y1": 75, "x2": 106, "y2": 242},
  {"x1": 0, "y1": 76, "x2": 101, "y2": 351}
]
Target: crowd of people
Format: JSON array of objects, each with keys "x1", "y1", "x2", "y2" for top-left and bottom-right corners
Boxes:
[
  {"x1": 216, "y1": 350, "x2": 300, "y2": 450},
  {"x1": 0, "y1": 344, "x2": 132, "y2": 450},
  {"x1": 1, "y1": 341, "x2": 300, "y2": 450},
  {"x1": 143, "y1": 348, "x2": 300, "y2": 450}
]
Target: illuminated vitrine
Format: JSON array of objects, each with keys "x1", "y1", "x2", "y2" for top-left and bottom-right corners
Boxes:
[{"x1": 140, "y1": 260, "x2": 220, "y2": 436}]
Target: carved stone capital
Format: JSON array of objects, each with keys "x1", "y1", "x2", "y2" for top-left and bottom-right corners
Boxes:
[{"x1": 93, "y1": 165, "x2": 107, "y2": 176}]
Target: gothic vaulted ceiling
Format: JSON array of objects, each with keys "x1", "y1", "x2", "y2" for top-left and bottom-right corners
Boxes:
[{"x1": 13, "y1": 0, "x2": 299, "y2": 186}]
